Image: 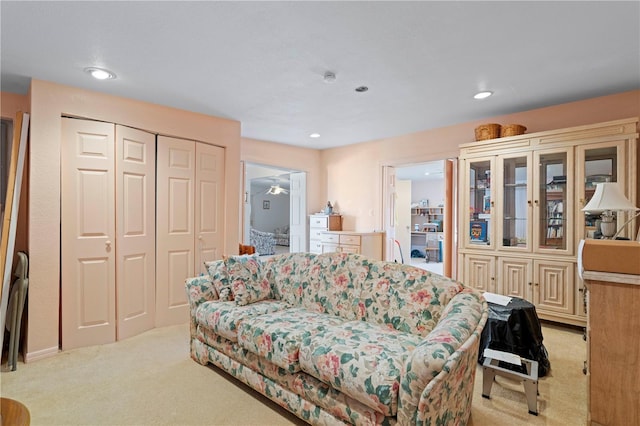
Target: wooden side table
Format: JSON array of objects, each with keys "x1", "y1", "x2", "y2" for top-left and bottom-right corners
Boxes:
[{"x1": 1, "y1": 397, "x2": 30, "y2": 425}]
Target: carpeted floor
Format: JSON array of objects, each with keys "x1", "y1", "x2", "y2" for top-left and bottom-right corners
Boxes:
[{"x1": 1, "y1": 321, "x2": 586, "y2": 425}]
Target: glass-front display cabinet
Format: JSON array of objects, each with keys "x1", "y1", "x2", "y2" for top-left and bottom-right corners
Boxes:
[
  {"x1": 534, "y1": 150, "x2": 573, "y2": 253},
  {"x1": 498, "y1": 154, "x2": 532, "y2": 251},
  {"x1": 576, "y1": 141, "x2": 626, "y2": 240},
  {"x1": 465, "y1": 157, "x2": 494, "y2": 248}
]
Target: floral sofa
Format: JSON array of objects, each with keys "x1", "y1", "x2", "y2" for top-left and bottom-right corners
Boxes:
[{"x1": 186, "y1": 252, "x2": 488, "y2": 425}]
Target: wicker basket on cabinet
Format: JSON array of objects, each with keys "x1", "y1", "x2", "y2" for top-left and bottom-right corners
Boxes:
[
  {"x1": 474, "y1": 124, "x2": 501, "y2": 141},
  {"x1": 500, "y1": 124, "x2": 527, "y2": 137}
]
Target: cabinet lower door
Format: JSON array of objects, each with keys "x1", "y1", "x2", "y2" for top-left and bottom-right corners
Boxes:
[
  {"x1": 497, "y1": 257, "x2": 532, "y2": 300},
  {"x1": 534, "y1": 260, "x2": 574, "y2": 315},
  {"x1": 463, "y1": 254, "x2": 496, "y2": 293}
]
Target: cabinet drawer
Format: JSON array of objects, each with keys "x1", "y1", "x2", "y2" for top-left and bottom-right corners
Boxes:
[
  {"x1": 339, "y1": 234, "x2": 361, "y2": 245},
  {"x1": 309, "y1": 241, "x2": 323, "y2": 254},
  {"x1": 340, "y1": 245, "x2": 360, "y2": 254},
  {"x1": 322, "y1": 243, "x2": 339, "y2": 253},
  {"x1": 310, "y1": 216, "x2": 328, "y2": 228},
  {"x1": 321, "y1": 233, "x2": 339, "y2": 243},
  {"x1": 310, "y1": 229, "x2": 325, "y2": 239}
]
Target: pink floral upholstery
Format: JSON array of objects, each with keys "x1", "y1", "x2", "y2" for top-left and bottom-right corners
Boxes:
[
  {"x1": 186, "y1": 253, "x2": 488, "y2": 425},
  {"x1": 238, "y1": 307, "x2": 346, "y2": 373},
  {"x1": 194, "y1": 299, "x2": 287, "y2": 342},
  {"x1": 299, "y1": 321, "x2": 422, "y2": 416}
]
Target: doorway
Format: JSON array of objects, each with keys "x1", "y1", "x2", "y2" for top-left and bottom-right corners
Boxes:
[
  {"x1": 383, "y1": 159, "x2": 457, "y2": 278},
  {"x1": 243, "y1": 162, "x2": 307, "y2": 254}
]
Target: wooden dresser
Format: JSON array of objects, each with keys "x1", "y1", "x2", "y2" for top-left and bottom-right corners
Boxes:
[
  {"x1": 320, "y1": 231, "x2": 384, "y2": 261},
  {"x1": 582, "y1": 240, "x2": 640, "y2": 426}
]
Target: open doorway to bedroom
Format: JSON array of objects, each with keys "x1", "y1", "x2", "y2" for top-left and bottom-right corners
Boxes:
[{"x1": 243, "y1": 162, "x2": 307, "y2": 256}]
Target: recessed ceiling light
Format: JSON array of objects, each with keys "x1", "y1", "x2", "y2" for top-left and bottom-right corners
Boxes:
[
  {"x1": 323, "y1": 71, "x2": 336, "y2": 83},
  {"x1": 355, "y1": 86, "x2": 369, "y2": 93},
  {"x1": 309, "y1": 133, "x2": 320, "y2": 138},
  {"x1": 474, "y1": 91, "x2": 493, "y2": 100},
  {"x1": 84, "y1": 67, "x2": 116, "y2": 80}
]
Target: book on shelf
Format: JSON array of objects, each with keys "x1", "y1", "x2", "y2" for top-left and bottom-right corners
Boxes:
[{"x1": 470, "y1": 221, "x2": 488, "y2": 242}]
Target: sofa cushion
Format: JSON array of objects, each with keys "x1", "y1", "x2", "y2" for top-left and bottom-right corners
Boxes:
[
  {"x1": 299, "y1": 321, "x2": 421, "y2": 417},
  {"x1": 237, "y1": 308, "x2": 346, "y2": 373},
  {"x1": 205, "y1": 260, "x2": 231, "y2": 301},
  {"x1": 263, "y1": 252, "x2": 317, "y2": 306},
  {"x1": 195, "y1": 299, "x2": 288, "y2": 342},
  {"x1": 225, "y1": 255, "x2": 273, "y2": 306},
  {"x1": 298, "y1": 253, "x2": 370, "y2": 320},
  {"x1": 359, "y1": 261, "x2": 464, "y2": 337}
]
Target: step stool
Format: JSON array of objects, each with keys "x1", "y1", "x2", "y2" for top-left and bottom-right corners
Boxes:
[{"x1": 481, "y1": 350, "x2": 539, "y2": 415}]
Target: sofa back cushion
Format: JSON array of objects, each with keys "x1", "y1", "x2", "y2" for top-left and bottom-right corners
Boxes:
[
  {"x1": 225, "y1": 255, "x2": 272, "y2": 306},
  {"x1": 264, "y1": 252, "x2": 370, "y2": 321},
  {"x1": 300, "y1": 253, "x2": 370, "y2": 321},
  {"x1": 264, "y1": 252, "x2": 317, "y2": 306},
  {"x1": 360, "y1": 261, "x2": 464, "y2": 338},
  {"x1": 205, "y1": 259, "x2": 231, "y2": 301}
]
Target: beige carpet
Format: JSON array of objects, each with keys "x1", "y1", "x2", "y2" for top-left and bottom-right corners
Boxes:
[{"x1": 1, "y1": 322, "x2": 585, "y2": 425}]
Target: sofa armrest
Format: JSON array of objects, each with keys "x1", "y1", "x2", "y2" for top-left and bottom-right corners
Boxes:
[{"x1": 398, "y1": 289, "x2": 488, "y2": 425}]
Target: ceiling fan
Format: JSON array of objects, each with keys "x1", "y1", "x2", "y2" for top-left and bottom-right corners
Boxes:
[{"x1": 264, "y1": 179, "x2": 289, "y2": 195}]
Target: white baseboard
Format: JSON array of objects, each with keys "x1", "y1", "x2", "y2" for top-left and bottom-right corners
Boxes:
[{"x1": 25, "y1": 346, "x2": 59, "y2": 363}]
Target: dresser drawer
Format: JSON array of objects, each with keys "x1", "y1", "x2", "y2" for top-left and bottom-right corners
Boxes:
[
  {"x1": 339, "y1": 234, "x2": 361, "y2": 245},
  {"x1": 310, "y1": 229, "x2": 325, "y2": 239},
  {"x1": 309, "y1": 240, "x2": 323, "y2": 254},
  {"x1": 340, "y1": 245, "x2": 360, "y2": 254},
  {"x1": 321, "y1": 233, "x2": 339, "y2": 244},
  {"x1": 310, "y1": 216, "x2": 328, "y2": 228},
  {"x1": 321, "y1": 243, "x2": 339, "y2": 253}
]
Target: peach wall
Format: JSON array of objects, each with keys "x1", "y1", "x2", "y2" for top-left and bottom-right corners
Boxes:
[
  {"x1": 1, "y1": 92, "x2": 29, "y2": 118},
  {"x1": 321, "y1": 90, "x2": 640, "y2": 232},
  {"x1": 241, "y1": 137, "x2": 323, "y2": 216},
  {"x1": 27, "y1": 80, "x2": 241, "y2": 360}
]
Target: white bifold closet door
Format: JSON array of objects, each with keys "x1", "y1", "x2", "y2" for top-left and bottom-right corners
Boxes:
[
  {"x1": 156, "y1": 136, "x2": 225, "y2": 327},
  {"x1": 61, "y1": 118, "x2": 156, "y2": 350}
]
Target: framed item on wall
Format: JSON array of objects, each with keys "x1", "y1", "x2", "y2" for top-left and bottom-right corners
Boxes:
[{"x1": 263, "y1": 200, "x2": 270, "y2": 210}]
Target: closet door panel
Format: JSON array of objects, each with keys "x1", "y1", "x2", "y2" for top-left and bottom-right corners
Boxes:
[
  {"x1": 61, "y1": 118, "x2": 116, "y2": 350},
  {"x1": 116, "y1": 126, "x2": 156, "y2": 340},
  {"x1": 156, "y1": 136, "x2": 194, "y2": 326},
  {"x1": 195, "y1": 143, "x2": 225, "y2": 274}
]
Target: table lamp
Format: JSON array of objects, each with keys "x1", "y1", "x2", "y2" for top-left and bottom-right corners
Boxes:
[{"x1": 581, "y1": 182, "x2": 640, "y2": 238}]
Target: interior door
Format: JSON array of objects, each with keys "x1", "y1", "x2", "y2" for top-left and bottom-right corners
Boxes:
[
  {"x1": 61, "y1": 118, "x2": 116, "y2": 350},
  {"x1": 195, "y1": 142, "x2": 225, "y2": 274},
  {"x1": 382, "y1": 166, "x2": 396, "y2": 261},
  {"x1": 289, "y1": 172, "x2": 306, "y2": 252},
  {"x1": 115, "y1": 125, "x2": 156, "y2": 340},
  {"x1": 395, "y1": 180, "x2": 411, "y2": 263},
  {"x1": 156, "y1": 136, "x2": 194, "y2": 327}
]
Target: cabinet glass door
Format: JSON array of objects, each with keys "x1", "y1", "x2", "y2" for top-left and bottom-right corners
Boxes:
[
  {"x1": 499, "y1": 155, "x2": 531, "y2": 250},
  {"x1": 535, "y1": 150, "x2": 572, "y2": 252},
  {"x1": 576, "y1": 142, "x2": 624, "y2": 240},
  {"x1": 467, "y1": 158, "x2": 493, "y2": 247}
]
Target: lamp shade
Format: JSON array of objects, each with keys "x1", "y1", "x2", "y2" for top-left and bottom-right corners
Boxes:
[{"x1": 582, "y1": 183, "x2": 639, "y2": 213}]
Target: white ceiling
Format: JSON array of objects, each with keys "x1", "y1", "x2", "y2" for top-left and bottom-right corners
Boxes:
[{"x1": 1, "y1": 2, "x2": 638, "y2": 150}]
